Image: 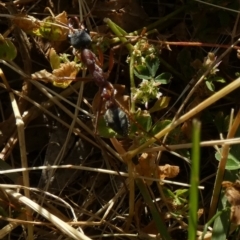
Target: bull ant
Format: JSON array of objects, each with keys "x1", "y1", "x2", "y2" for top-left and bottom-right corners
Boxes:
[{"x1": 68, "y1": 17, "x2": 129, "y2": 137}]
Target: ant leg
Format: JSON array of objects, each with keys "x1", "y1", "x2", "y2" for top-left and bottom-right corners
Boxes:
[
  {"x1": 96, "y1": 47, "x2": 104, "y2": 67},
  {"x1": 96, "y1": 48, "x2": 114, "y2": 77},
  {"x1": 94, "y1": 87, "x2": 103, "y2": 135},
  {"x1": 107, "y1": 49, "x2": 114, "y2": 76},
  {"x1": 101, "y1": 49, "x2": 115, "y2": 81}
]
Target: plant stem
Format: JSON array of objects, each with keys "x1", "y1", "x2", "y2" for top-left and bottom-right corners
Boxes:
[
  {"x1": 104, "y1": 18, "x2": 133, "y2": 53},
  {"x1": 188, "y1": 120, "x2": 201, "y2": 240}
]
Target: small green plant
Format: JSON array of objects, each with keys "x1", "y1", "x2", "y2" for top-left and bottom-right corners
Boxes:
[
  {"x1": 163, "y1": 187, "x2": 189, "y2": 218},
  {"x1": 133, "y1": 44, "x2": 171, "y2": 108},
  {"x1": 201, "y1": 52, "x2": 225, "y2": 92}
]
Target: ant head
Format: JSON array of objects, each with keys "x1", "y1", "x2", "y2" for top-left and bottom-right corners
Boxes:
[
  {"x1": 69, "y1": 29, "x2": 92, "y2": 49},
  {"x1": 68, "y1": 17, "x2": 92, "y2": 49}
]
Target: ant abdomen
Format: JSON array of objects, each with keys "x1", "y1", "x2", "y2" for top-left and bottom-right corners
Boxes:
[{"x1": 104, "y1": 107, "x2": 129, "y2": 137}]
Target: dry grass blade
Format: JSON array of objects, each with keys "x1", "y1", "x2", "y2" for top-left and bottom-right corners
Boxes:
[
  {"x1": 0, "y1": 214, "x2": 23, "y2": 238},
  {"x1": 2, "y1": 188, "x2": 92, "y2": 240},
  {"x1": 208, "y1": 109, "x2": 240, "y2": 220},
  {"x1": 0, "y1": 69, "x2": 33, "y2": 239}
]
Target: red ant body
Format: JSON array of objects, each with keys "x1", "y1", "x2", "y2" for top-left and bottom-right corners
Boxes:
[{"x1": 68, "y1": 18, "x2": 129, "y2": 136}]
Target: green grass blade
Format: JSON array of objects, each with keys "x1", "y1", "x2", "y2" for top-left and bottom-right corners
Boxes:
[
  {"x1": 136, "y1": 178, "x2": 172, "y2": 240},
  {"x1": 188, "y1": 119, "x2": 201, "y2": 240}
]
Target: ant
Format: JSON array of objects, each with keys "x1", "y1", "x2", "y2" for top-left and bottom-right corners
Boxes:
[
  {"x1": 68, "y1": 17, "x2": 129, "y2": 136},
  {"x1": 23, "y1": 14, "x2": 169, "y2": 144}
]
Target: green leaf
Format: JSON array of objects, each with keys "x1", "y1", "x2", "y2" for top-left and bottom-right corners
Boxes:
[
  {"x1": 162, "y1": 187, "x2": 175, "y2": 198},
  {"x1": 97, "y1": 116, "x2": 121, "y2": 138},
  {"x1": 211, "y1": 76, "x2": 226, "y2": 83},
  {"x1": 150, "y1": 120, "x2": 171, "y2": 136},
  {"x1": 215, "y1": 151, "x2": 240, "y2": 170},
  {"x1": 135, "y1": 65, "x2": 149, "y2": 75},
  {"x1": 155, "y1": 72, "x2": 172, "y2": 84},
  {"x1": 211, "y1": 194, "x2": 230, "y2": 240},
  {"x1": 134, "y1": 69, "x2": 151, "y2": 80},
  {"x1": 149, "y1": 96, "x2": 170, "y2": 113},
  {"x1": 205, "y1": 80, "x2": 215, "y2": 91},
  {"x1": 129, "y1": 110, "x2": 152, "y2": 134},
  {"x1": 0, "y1": 35, "x2": 17, "y2": 60},
  {"x1": 145, "y1": 56, "x2": 160, "y2": 77},
  {"x1": 175, "y1": 189, "x2": 189, "y2": 197},
  {"x1": 49, "y1": 48, "x2": 60, "y2": 69}
]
